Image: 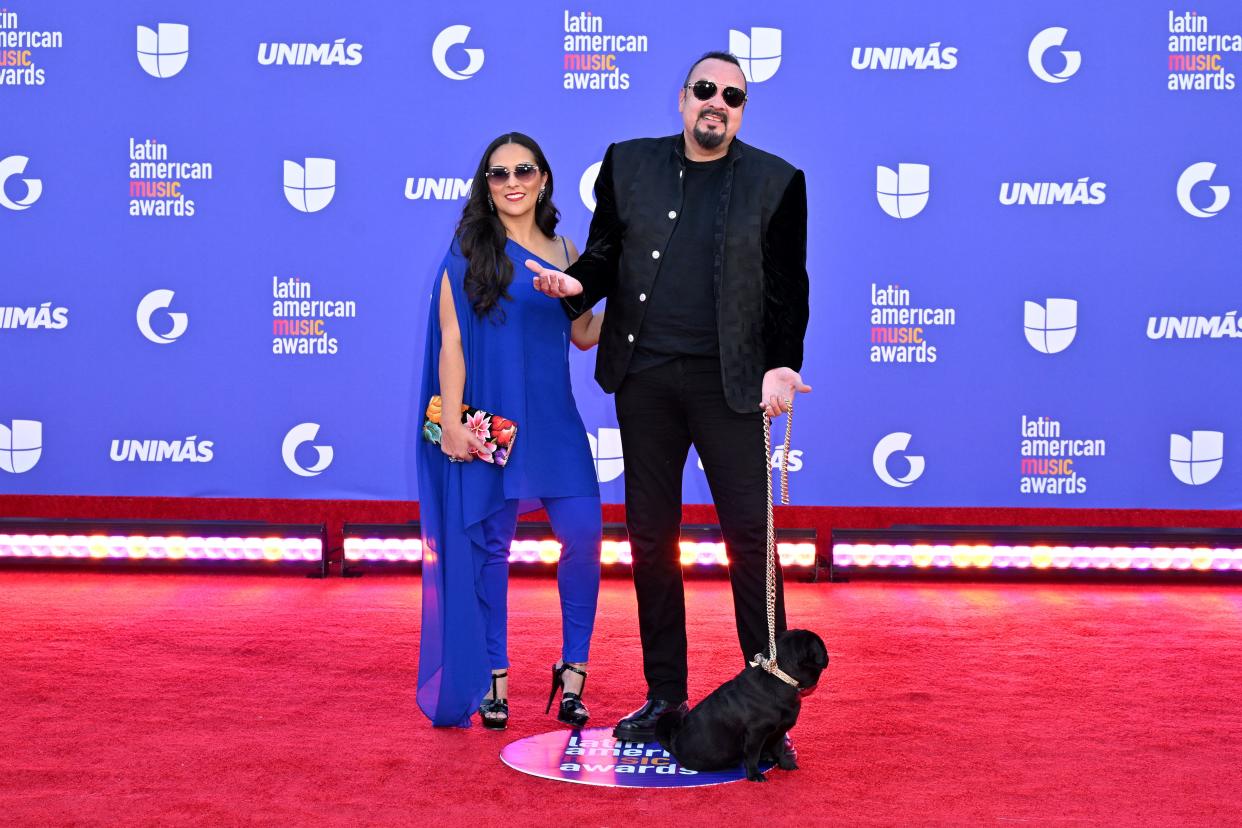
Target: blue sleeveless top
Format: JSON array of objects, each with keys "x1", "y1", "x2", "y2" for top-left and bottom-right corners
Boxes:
[{"x1": 416, "y1": 237, "x2": 598, "y2": 727}]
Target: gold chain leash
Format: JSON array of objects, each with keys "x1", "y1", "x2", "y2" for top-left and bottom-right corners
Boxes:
[
  {"x1": 781, "y1": 398, "x2": 794, "y2": 505},
  {"x1": 759, "y1": 399, "x2": 794, "y2": 667}
]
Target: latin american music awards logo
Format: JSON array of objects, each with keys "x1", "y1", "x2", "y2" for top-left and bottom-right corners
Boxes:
[{"x1": 499, "y1": 727, "x2": 772, "y2": 788}]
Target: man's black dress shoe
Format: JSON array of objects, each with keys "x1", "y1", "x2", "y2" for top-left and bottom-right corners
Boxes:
[{"x1": 612, "y1": 699, "x2": 688, "y2": 742}]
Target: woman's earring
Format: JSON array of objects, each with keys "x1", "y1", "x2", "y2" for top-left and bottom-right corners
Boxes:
[
  {"x1": 538, "y1": 188, "x2": 546, "y2": 203},
  {"x1": 487, "y1": 193, "x2": 494, "y2": 211}
]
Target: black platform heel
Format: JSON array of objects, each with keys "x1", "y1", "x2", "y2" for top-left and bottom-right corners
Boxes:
[
  {"x1": 546, "y1": 662, "x2": 589, "y2": 727},
  {"x1": 478, "y1": 670, "x2": 509, "y2": 731}
]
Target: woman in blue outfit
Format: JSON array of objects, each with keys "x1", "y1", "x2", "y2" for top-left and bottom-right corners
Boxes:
[{"x1": 417, "y1": 132, "x2": 604, "y2": 730}]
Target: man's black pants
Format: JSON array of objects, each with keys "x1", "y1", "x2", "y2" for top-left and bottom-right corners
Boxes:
[{"x1": 614, "y1": 356, "x2": 787, "y2": 703}]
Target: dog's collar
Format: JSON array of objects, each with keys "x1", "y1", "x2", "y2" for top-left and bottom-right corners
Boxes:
[{"x1": 749, "y1": 653, "x2": 804, "y2": 692}]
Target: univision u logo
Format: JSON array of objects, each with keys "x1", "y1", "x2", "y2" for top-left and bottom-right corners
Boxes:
[
  {"x1": 876, "y1": 164, "x2": 930, "y2": 219},
  {"x1": 136, "y1": 23, "x2": 189, "y2": 78},
  {"x1": 284, "y1": 158, "x2": 336, "y2": 213}
]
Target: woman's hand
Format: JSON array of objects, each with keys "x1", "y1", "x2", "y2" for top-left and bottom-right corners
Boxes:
[
  {"x1": 570, "y1": 308, "x2": 605, "y2": 350},
  {"x1": 440, "y1": 420, "x2": 484, "y2": 462}
]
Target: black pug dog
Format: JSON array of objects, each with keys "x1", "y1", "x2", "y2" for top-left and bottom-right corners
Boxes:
[{"x1": 656, "y1": 629, "x2": 828, "y2": 782}]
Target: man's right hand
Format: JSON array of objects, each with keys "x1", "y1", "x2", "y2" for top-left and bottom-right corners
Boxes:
[
  {"x1": 440, "y1": 421, "x2": 484, "y2": 462},
  {"x1": 526, "y1": 259, "x2": 584, "y2": 298}
]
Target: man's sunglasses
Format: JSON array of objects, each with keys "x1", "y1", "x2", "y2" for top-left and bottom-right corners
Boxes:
[
  {"x1": 685, "y1": 79, "x2": 747, "y2": 109},
  {"x1": 485, "y1": 163, "x2": 540, "y2": 184}
]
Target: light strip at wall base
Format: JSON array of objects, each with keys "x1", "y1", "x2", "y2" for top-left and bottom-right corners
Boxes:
[
  {"x1": 344, "y1": 537, "x2": 819, "y2": 568},
  {"x1": 832, "y1": 542, "x2": 1242, "y2": 572}
]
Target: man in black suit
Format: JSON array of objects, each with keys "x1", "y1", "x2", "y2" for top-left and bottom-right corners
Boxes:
[{"x1": 528, "y1": 51, "x2": 810, "y2": 749}]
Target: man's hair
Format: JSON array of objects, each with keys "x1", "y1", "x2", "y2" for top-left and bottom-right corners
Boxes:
[{"x1": 682, "y1": 51, "x2": 745, "y2": 88}]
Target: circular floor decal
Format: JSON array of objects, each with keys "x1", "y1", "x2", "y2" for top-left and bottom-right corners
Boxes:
[{"x1": 500, "y1": 726, "x2": 774, "y2": 788}]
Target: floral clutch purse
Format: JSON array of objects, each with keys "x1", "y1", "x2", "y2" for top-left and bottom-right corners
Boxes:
[{"x1": 422, "y1": 395, "x2": 518, "y2": 467}]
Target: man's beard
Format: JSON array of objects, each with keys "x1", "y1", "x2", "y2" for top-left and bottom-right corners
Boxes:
[{"x1": 692, "y1": 122, "x2": 726, "y2": 150}]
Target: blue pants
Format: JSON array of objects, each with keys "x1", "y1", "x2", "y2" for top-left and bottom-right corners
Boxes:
[{"x1": 473, "y1": 496, "x2": 602, "y2": 669}]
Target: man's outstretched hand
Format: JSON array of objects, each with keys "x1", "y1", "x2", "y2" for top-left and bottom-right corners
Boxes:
[
  {"x1": 526, "y1": 259, "x2": 584, "y2": 298},
  {"x1": 761, "y1": 367, "x2": 811, "y2": 418}
]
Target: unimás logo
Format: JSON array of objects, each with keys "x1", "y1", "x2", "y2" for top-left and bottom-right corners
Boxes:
[
  {"x1": 0, "y1": 303, "x2": 68, "y2": 330},
  {"x1": 110, "y1": 437, "x2": 214, "y2": 463},
  {"x1": 283, "y1": 423, "x2": 333, "y2": 477},
  {"x1": 851, "y1": 43, "x2": 958, "y2": 71},
  {"x1": 999, "y1": 178, "x2": 1106, "y2": 205},
  {"x1": 136, "y1": 23, "x2": 189, "y2": 79},
  {"x1": 876, "y1": 164, "x2": 929, "y2": 219},
  {"x1": 873, "y1": 432, "x2": 924, "y2": 488},
  {"x1": 284, "y1": 158, "x2": 335, "y2": 213},
  {"x1": 695, "y1": 446, "x2": 803, "y2": 473},
  {"x1": 136, "y1": 289, "x2": 188, "y2": 344},
  {"x1": 0, "y1": 155, "x2": 43, "y2": 210},
  {"x1": 579, "y1": 161, "x2": 603, "y2": 212},
  {"x1": 1177, "y1": 162, "x2": 1230, "y2": 218},
  {"x1": 1170, "y1": 430, "x2": 1224, "y2": 486},
  {"x1": 770, "y1": 447, "x2": 803, "y2": 472},
  {"x1": 1024, "y1": 298, "x2": 1077, "y2": 354},
  {"x1": 1028, "y1": 26, "x2": 1080, "y2": 83},
  {"x1": 587, "y1": 428, "x2": 624, "y2": 482},
  {"x1": 729, "y1": 27, "x2": 781, "y2": 83},
  {"x1": 404, "y1": 177, "x2": 471, "y2": 201},
  {"x1": 257, "y1": 39, "x2": 363, "y2": 66},
  {"x1": 1147, "y1": 310, "x2": 1242, "y2": 340},
  {"x1": 432, "y1": 25, "x2": 484, "y2": 80},
  {"x1": 0, "y1": 419, "x2": 42, "y2": 474}
]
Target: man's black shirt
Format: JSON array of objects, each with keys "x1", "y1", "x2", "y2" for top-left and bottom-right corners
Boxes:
[{"x1": 628, "y1": 156, "x2": 727, "y2": 374}]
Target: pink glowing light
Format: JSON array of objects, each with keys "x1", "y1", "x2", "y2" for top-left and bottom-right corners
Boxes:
[{"x1": 832, "y1": 541, "x2": 1242, "y2": 573}]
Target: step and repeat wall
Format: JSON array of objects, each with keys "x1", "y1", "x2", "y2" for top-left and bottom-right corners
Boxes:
[{"x1": 2, "y1": 1, "x2": 1239, "y2": 508}]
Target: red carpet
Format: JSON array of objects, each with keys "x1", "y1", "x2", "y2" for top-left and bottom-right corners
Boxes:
[{"x1": 1, "y1": 570, "x2": 1240, "y2": 826}]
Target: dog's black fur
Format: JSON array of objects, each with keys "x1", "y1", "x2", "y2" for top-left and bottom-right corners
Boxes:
[{"x1": 655, "y1": 629, "x2": 828, "y2": 782}]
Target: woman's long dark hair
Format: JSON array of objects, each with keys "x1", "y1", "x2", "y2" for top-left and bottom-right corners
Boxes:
[{"x1": 456, "y1": 132, "x2": 560, "y2": 318}]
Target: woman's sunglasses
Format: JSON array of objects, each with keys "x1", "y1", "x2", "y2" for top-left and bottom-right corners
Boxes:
[
  {"x1": 485, "y1": 163, "x2": 540, "y2": 184},
  {"x1": 685, "y1": 79, "x2": 747, "y2": 109}
]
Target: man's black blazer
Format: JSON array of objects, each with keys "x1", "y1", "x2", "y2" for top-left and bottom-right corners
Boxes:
[{"x1": 565, "y1": 134, "x2": 809, "y2": 414}]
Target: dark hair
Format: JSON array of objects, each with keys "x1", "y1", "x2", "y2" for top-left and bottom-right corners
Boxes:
[
  {"x1": 456, "y1": 132, "x2": 560, "y2": 318},
  {"x1": 682, "y1": 50, "x2": 744, "y2": 88}
]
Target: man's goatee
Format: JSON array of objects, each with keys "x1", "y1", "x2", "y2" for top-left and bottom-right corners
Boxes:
[{"x1": 693, "y1": 126, "x2": 725, "y2": 150}]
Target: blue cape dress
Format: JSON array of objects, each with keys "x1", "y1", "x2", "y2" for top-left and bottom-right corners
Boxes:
[{"x1": 415, "y1": 237, "x2": 597, "y2": 727}]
